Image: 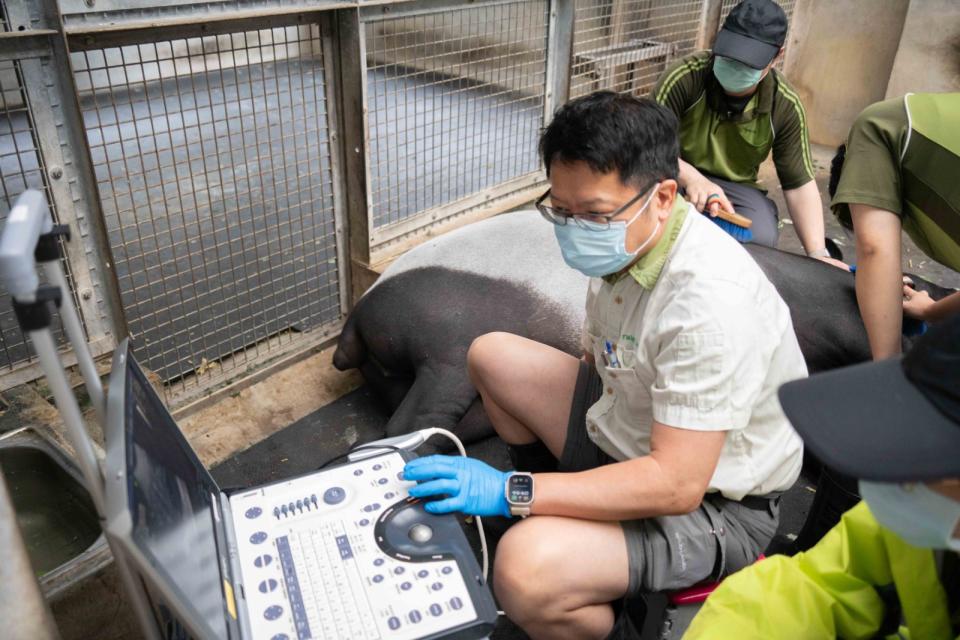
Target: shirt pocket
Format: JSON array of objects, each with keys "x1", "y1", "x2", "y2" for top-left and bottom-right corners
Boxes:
[{"x1": 668, "y1": 332, "x2": 727, "y2": 413}]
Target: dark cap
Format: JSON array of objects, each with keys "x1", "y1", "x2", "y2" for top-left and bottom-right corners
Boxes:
[
  {"x1": 713, "y1": 0, "x2": 788, "y2": 69},
  {"x1": 778, "y1": 314, "x2": 960, "y2": 482}
]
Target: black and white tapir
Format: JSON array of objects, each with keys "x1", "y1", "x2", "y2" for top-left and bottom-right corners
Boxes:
[{"x1": 333, "y1": 211, "x2": 954, "y2": 445}]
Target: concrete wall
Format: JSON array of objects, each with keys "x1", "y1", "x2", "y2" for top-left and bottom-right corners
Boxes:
[
  {"x1": 885, "y1": 0, "x2": 960, "y2": 98},
  {"x1": 783, "y1": 0, "x2": 910, "y2": 146}
]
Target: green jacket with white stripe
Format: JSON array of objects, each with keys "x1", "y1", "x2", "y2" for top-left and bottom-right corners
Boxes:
[{"x1": 653, "y1": 51, "x2": 814, "y2": 192}]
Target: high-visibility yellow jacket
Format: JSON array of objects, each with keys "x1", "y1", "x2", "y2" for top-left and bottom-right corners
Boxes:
[{"x1": 683, "y1": 502, "x2": 957, "y2": 639}]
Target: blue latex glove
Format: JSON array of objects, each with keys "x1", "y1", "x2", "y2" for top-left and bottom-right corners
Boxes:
[{"x1": 403, "y1": 455, "x2": 511, "y2": 518}]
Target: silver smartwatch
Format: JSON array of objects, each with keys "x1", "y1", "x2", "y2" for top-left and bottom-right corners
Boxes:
[{"x1": 505, "y1": 472, "x2": 534, "y2": 517}]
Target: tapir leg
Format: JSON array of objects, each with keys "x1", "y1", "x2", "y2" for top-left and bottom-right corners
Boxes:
[
  {"x1": 358, "y1": 360, "x2": 413, "y2": 415},
  {"x1": 454, "y1": 398, "x2": 495, "y2": 445},
  {"x1": 383, "y1": 365, "x2": 478, "y2": 439}
]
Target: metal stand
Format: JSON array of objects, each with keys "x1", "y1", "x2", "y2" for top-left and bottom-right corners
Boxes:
[
  {"x1": 0, "y1": 469, "x2": 62, "y2": 640},
  {"x1": 0, "y1": 190, "x2": 160, "y2": 640}
]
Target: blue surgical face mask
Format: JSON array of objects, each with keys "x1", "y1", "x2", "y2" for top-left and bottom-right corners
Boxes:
[
  {"x1": 859, "y1": 480, "x2": 960, "y2": 551},
  {"x1": 713, "y1": 55, "x2": 764, "y2": 94},
  {"x1": 554, "y1": 185, "x2": 661, "y2": 277}
]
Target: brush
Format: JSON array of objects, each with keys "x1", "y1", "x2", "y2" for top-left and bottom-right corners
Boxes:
[{"x1": 707, "y1": 206, "x2": 753, "y2": 243}]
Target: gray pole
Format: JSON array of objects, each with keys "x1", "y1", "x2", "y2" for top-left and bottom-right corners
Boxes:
[{"x1": 0, "y1": 468, "x2": 62, "y2": 640}]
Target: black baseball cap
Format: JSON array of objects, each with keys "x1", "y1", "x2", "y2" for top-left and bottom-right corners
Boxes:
[
  {"x1": 778, "y1": 314, "x2": 960, "y2": 482},
  {"x1": 713, "y1": 0, "x2": 788, "y2": 69}
]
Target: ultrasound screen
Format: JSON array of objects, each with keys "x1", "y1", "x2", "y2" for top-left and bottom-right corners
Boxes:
[{"x1": 124, "y1": 358, "x2": 229, "y2": 638}]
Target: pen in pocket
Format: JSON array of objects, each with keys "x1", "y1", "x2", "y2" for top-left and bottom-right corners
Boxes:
[{"x1": 604, "y1": 340, "x2": 621, "y2": 368}]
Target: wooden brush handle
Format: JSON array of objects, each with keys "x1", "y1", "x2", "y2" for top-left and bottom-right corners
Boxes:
[{"x1": 715, "y1": 208, "x2": 753, "y2": 229}]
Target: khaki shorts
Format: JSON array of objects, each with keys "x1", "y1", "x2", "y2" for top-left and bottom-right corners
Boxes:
[{"x1": 560, "y1": 361, "x2": 779, "y2": 595}]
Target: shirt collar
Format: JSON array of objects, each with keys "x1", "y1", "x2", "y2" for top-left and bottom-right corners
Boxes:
[{"x1": 603, "y1": 195, "x2": 689, "y2": 289}]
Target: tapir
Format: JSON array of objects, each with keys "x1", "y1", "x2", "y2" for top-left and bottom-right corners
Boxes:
[{"x1": 333, "y1": 211, "x2": 954, "y2": 444}]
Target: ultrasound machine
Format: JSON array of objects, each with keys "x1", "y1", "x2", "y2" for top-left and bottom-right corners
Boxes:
[{"x1": 0, "y1": 189, "x2": 497, "y2": 640}]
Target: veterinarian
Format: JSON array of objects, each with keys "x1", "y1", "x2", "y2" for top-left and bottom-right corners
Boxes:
[
  {"x1": 830, "y1": 92, "x2": 960, "y2": 360},
  {"x1": 684, "y1": 314, "x2": 960, "y2": 639},
  {"x1": 403, "y1": 92, "x2": 807, "y2": 640},
  {"x1": 652, "y1": 0, "x2": 839, "y2": 262}
]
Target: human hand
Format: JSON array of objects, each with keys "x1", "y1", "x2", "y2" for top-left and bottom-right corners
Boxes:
[
  {"x1": 684, "y1": 176, "x2": 734, "y2": 217},
  {"x1": 903, "y1": 285, "x2": 934, "y2": 320},
  {"x1": 403, "y1": 455, "x2": 511, "y2": 518},
  {"x1": 814, "y1": 255, "x2": 850, "y2": 271}
]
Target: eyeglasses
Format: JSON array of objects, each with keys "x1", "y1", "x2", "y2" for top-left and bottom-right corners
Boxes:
[{"x1": 536, "y1": 180, "x2": 660, "y2": 231}]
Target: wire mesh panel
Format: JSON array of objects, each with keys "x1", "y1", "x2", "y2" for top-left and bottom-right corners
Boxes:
[
  {"x1": 72, "y1": 22, "x2": 342, "y2": 394},
  {"x1": 571, "y1": 0, "x2": 702, "y2": 98},
  {"x1": 364, "y1": 0, "x2": 549, "y2": 233},
  {"x1": 0, "y1": 57, "x2": 72, "y2": 371}
]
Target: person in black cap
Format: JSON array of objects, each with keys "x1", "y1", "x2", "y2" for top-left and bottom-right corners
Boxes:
[
  {"x1": 653, "y1": 0, "x2": 844, "y2": 265},
  {"x1": 683, "y1": 314, "x2": 960, "y2": 638}
]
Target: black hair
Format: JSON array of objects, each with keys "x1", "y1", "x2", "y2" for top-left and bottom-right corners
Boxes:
[
  {"x1": 828, "y1": 143, "x2": 846, "y2": 199},
  {"x1": 539, "y1": 91, "x2": 680, "y2": 189}
]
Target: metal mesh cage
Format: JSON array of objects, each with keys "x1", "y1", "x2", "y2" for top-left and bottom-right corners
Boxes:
[
  {"x1": 365, "y1": 0, "x2": 549, "y2": 230},
  {"x1": 571, "y1": 0, "x2": 702, "y2": 99},
  {"x1": 0, "y1": 57, "x2": 71, "y2": 371},
  {"x1": 72, "y1": 23, "x2": 342, "y2": 392}
]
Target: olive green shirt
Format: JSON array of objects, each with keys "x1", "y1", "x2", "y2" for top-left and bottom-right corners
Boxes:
[
  {"x1": 653, "y1": 51, "x2": 815, "y2": 191},
  {"x1": 832, "y1": 93, "x2": 960, "y2": 272}
]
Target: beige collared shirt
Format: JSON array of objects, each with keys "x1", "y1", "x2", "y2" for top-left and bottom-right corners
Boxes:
[{"x1": 581, "y1": 205, "x2": 806, "y2": 500}]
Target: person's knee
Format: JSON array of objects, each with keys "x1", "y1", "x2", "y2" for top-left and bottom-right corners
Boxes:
[
  {"x1": 749, "y1": 222, "x2": 779, "y2": 248},
  {"x1": 493, "y1": 520, "x2": 566, "y2": 624},
  {"x1": 467, "y1": 331, "x2": 521, "y2": 389}
]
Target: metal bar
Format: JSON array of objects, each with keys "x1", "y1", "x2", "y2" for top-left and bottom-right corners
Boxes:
[
  {"x1": 695, "y1": 0, "x2": 723, "y2": 50},
  {"x1": 319, "y1": 15, "x2": 350, "y2": 317},
  {"x1": 359, "y1": 0, "x2": 535, "y2": 21},
  {"x1": 0, "y1": 336, "x2": 112, "y2": 391},
  {"x1": 0, "y1": 468, "x2": 62, "y2": 640},
  {"x1": 544, "y1": 0, "x2": 575, "y2": 116},
  {"x1": 63, "y1": 2, "x2": 351, "y2": 41},
  {"x1": 370, "y1": 171, "x2": 543, "y2": 247},
  {"x1": 42, "y1": 261, "x2": 105, "y2": 424},
  {"x1": 23, "y1": 0, "x2": 128, "y2": 347},
  {"x1": 335, "y1": 7, "x2": 373, "y2": 305},
  {"x1": 0, "y1": 30, "x2": 57, "y2": 61},
  {"x1": 370, "y1": 177, "x2": 546, "y2": 263},
  {"x1": 66, "y1": 10, "x2": 331, "y2": 50}
]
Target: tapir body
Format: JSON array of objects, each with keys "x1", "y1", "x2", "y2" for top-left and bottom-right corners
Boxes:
[{"x1": 333, "y1": 211, "x2": 952, "y2": 444}]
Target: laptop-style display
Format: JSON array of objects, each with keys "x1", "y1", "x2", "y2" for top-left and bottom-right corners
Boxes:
[{"x1": 104, "y1": 340, "x2": 498, "y2": 640}]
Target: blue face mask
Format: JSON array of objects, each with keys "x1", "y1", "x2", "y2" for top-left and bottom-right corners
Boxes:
[
  {"x1": 859, "y1": 480, "x2": 960, "y2": 551},
  {"x1": 713, "y1": 56, "x2": 764, "y2": 93},
  {"x1": 554, "y1": 185, "x2": 661, "y2": 277}
]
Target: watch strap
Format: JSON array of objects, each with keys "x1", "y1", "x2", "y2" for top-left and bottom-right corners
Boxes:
[{"x1": 509, "y1": 504, "x2": 531, "y2": 517}]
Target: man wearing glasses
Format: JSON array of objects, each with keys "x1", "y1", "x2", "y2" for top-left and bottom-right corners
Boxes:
[{"x1": 402, "y1": 91, "x2": 807, "y2": 639}]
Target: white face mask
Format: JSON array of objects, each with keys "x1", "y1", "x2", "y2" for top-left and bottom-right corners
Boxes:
[
  {"x1": 859, "y1": 480, "x2": 960, "y2": 550},
  {"x1": 553, "y1": 184, "x2": 661, "y2": 277}
]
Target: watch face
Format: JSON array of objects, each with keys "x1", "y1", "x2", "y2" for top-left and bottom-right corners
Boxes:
[{"x1": 507, "y1": 474, "x2": 533, "y2": 505}]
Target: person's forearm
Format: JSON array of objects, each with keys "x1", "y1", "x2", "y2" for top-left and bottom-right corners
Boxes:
[
  {"x1": 856, "y1": 243, "x2": 903, "y2": 359},
  {"x1": 924, "y1": 291, "x2": 960, "y2": 323},
  {"x1": 678, "y1": 157, "x2": 702, "y2": 190},
  {"x1": 531, "y1": 456, "x2": 703, "y2": 521},
  {"x1": 783, "y1": 181, "x2": 826, "y2": 255}
]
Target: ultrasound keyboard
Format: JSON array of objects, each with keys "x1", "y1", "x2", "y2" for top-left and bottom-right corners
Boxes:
[{"x1": 228, "y1": 452, "x2": 483, "y2": 640}]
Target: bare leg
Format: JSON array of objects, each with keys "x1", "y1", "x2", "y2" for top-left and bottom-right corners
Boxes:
[
  {"x1": 494, "y1": 516, "x2": 629, "y2": 640},
  {"x1": 467, "y1": 332, "x2": 580, "y2": 456}
]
